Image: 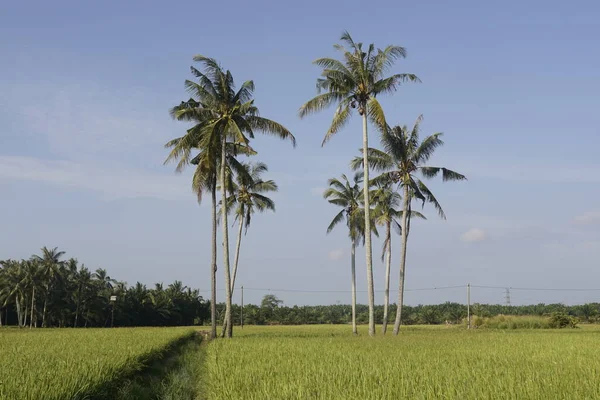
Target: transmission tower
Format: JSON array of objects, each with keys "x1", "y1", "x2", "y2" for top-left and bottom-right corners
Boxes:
[{"x1": 505, "y1": 288, "x2": 511, "y2": 305}]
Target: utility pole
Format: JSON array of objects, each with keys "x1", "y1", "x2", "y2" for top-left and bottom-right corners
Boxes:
[
  {"x1": 240, "y1": 286, "x2": 244, "y2": 329},
  {"x1": 505, "y1": 288, "x2": 511, "y2": 306},
  {"x1": 467, "y1": 283, "x2": 471, "y2": 329},
  {"x1": 110, "y1": 295, "x2": 117, "y2": 328}
]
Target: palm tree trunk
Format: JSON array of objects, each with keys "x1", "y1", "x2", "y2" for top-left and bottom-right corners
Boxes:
[
  {"x1": 29, "y1": 285, "x2": 35, "y2": 329},
  {"x1": 15, "y1": 295, "x2": 21, "y2": 328},
  {"x1": 210, "y1": 182, "x2": 218, "y2": 339},
  {"x1": 351, "y1": 239, "x2": 357, "y2": 335},
  {"x1": 74, "y1": 286, "x2": 81, "y2": 328},
  {"x1": 382, "y1": 221, "x2": 392, "y2": 335},
  {"x1": 220, "y1": 134, "x2": 233, "y2": 338},
  {"x1": 361, "y1": 111, "x2": 375, "y2": 336},
  {"x1": 42, "y1": 283, "x2": 49, "y2": 328},
  {"x1": 22, "y1": 297, "x2": 28, "y2": 327},
  {"x1": 231, "y1": 212, "x2": 244, "y2": 294},
  {"x1": 222, "y1": 212, "x2": 244, "y2": 336},
  {"x1": 393, "y1": 185, "x2": 410, "y2": 335}
]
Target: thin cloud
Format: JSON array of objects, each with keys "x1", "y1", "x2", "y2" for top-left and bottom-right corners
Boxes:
[
  {"x1": 460, "y1": 228, "x2": 487, "y2": 243},
  {"x1": 310, "y1": 187, "x2": 326, "y2": 197},
  {"x1": 328, "y1": 249, "x2": 344, "y2": 261},
  {"x1": 0, "y1": 156, "x2": 191, "y2": 201},
  {"x1": 573, "y1": 211, "x2": 600, "y2": 225}
]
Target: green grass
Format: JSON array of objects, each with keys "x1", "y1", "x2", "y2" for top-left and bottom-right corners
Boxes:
[
  {"x1": 115, "y1": 335, "x2": 206, "y2": 400},
  {"x1": 205, "y1": 325, "x2": 600, "y2": 399},
  {"x1": 0, "y1": 327, "x2": 195, "y2": 400}
]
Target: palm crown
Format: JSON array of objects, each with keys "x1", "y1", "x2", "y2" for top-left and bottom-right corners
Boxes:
[
  {"x1": 299, "y1": 31, "x2": 420, "y2": 145},
  {"x1": 353, "y1": 115, "x2": 466, "y2": 218},
  {"x1": 223, "y1": 162, "x2": 278, "y2": 232},
  {"x1": 323, "y1": 172, "x2": 377, "y2": 243}
]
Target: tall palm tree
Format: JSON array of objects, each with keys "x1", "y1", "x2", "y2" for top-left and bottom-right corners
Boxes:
[
  {"x1": 220, "y1": 161, "x2": 277, "y2": 335},
  {"x1": 0, "y1": 259, "x2": 26, "y2": 327},
  {"x1": 73, "y1": 265, "x2": 92, "y2": 328},
  {"x1": 32, "y1": 246, "x2": 65, "y2": 327},
  {"x1": 22, "y1": 260, "x2": 42, "y2": 328},
  {"x1": 168, "y1": 55, "x2": 295, "y2": 338},
  {"x1": 300, "y1": 32, "x2": 419, "y2": 335},
  {"x1": 323, "y1": 172, "x2": 375, "y2": 335},
  {"x1": 370, "y1": 182, "x2": 425, "y2": 334},
  {"x1": 354, "y1": 115, "x2": 466, "y2": 335}
]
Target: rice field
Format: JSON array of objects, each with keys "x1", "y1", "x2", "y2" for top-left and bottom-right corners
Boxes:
[
  {"x1": 0, "y1": 327, "x2": 195, "y2": 400},
  {"x1": 205, "y1": 325, "x2": 600, "y2": 400},
  {"x1": 3, "y1": 325, "x2": 600, "y2": 399}
]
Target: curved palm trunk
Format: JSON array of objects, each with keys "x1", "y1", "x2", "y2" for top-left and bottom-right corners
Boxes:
[
  {"x1": 29, "y1": 285, "x2": 35, "y2": 329},
  {"x1": 351, "y1": 239, "x2": 357, "y2": 335},
  {"x1": 74, "y1": 286, "x2": 81, "y2": 328},
  {"x1": 22, "y1": 297, "x2": 28, "y2": 327},
  {"x1": 220, "y1": 135, "x2": 233, "y2": 338},
  {"x1": 222, "y1": 212, "x2": 244, "y2": 336},
  {"x1": 382, "y1": 221, "x2": 392, "y2": 335},
  {"x1": 210, "y1": 183, "x2": 218, "y2": 339},
  {"x1": 361, "y1": 111, "x2": 375, "y2": 336},
  {"x1": 230, "y1": 212, "x2": 244, "y2": 294},
  {"x1": 42, "y1": 282, "x2": 49, "y2": 327},
  {"x1": 15, "y1": 294, "x2": 22, "y2": 328},
  {"x1": 393, "y1": 185, "x2": 410, "y2": 335}
]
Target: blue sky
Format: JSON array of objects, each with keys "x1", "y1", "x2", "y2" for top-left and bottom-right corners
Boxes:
[{"x1": 1, "y1": 0, "x2": 599, "y2": 306}]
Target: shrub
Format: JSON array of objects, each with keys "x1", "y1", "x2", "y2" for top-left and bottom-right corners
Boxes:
[{"x1": 548, "y1": 312, "x2": 578, "y2": 329}]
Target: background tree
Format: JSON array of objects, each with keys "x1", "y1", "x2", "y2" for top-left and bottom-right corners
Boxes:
[
  {"x1": 220, "y1": 161, "x2": 277, "y2": 335},
  {"x1": 32, "y1": 247, "x2": 65, "y2": 327},
  {"x1": 355, "y1": 115, "x2": 466, "y2": 335},
  {"x1": 370, "y1": 182, "x2": 424, "y2": 334},
  {"x1": 323, "y1": 172, "x2": 368, "y2": 334},
  {"x1": 300, "y1": 31, "x2": 419, "y2": 336}
]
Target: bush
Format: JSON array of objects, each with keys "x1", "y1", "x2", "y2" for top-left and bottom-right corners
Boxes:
[{"x1": 548, "y1": 312, "x2": 578, "y2": 329}]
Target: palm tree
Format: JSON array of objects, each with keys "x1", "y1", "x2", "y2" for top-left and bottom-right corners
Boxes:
[
  {"x1": 168, "y1": 55, "x2": 295, "y2": 338},
  {"x1": 300, "y1": 32, "x2": 419, "y2": 335},
  {"x1": 371, "y1": 182, "x2": 425, "y2": 334},
  {"x1": 354, "y1": 115, "x2": 466, "y2": 335},
  {"x1": 32, "y1": 246, "x2": 65, "y2": 327},
  {"x1": 22, "y1": 260, "x2": 42, "y2": 328},
  {"x1": 73, "y1": 265, "x2": 92, "y2": 328},
  {"x1": 220, "y1": 161, "x2": 277, "y2": 335},
  {"x1": 323, "y1": 172, "x2": 375, "y2": 335},
  {"x1": 0, "y1": 260, "x2": 26, "y2": 327}
]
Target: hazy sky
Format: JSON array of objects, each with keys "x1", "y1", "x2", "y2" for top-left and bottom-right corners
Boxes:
[{"x1": 1, "y1": 0, "x2": 599, "y2": 306}]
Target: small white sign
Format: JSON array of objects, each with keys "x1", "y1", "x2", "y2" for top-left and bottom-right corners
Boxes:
[{"x1": 110, "y1": 296, "x2": 117, "y2": 301}]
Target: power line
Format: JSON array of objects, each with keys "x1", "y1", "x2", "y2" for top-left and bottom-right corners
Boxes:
[
  {"x1": 196, "y1": 285, "x2": 466, "y2": 294},
  {"x1": 472, "y1": 285, "x2": 600, "y2": 292}
]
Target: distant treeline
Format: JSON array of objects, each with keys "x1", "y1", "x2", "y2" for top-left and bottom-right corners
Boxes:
[
  {"x1": 0, "y1": 250, "x2": 209, "y2": 328},
  {"x1": 216, "y1": 297, "x2": 600, "y2": 326},
  {"x1": 3, "y1": 249, "x2": 599, "y2": 328}
]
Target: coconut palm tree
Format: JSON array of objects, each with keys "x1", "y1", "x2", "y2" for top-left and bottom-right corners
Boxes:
[
  {"x1": 300, "y1": 32, "x2": 419, "y2": 335},
  {"x1": 323, "y1": 172, "x2": 378, "y2": 334},
  {"x1": 73, "y1": 265, "x2": 92, "y2": 328},
  {"x1": 21, "y1": 260, "x2": 42, "y2": 328},
  {"x1": 0, "y1": 259, "x2": 26, "y2": 327},
  {"x1": 370, "y1": 182, "x2": 425, "y2": 334},
  {"x1": 220, "y1": 161, "x2": 278, "y2": 335},
  {"x1": 167, "y1": 55, "x2": 295, "y2": 338},
  {"x1": 353, "y1": 115, "x2": 466, "y2": 335},
  {"x1": 32, "y1": 246, "x2": 65, "y2": 327}
]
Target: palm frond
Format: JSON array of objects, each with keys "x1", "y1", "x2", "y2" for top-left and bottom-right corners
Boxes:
[
  {"x1": 326, "y1": 210, "x2": 346, "y2": 234},
  {"x1": 299, "y1": 92, "x2": 347, "y2": 118},
  {"x1": 246, "y1": 116, "x2": 296, "y2": 147}
]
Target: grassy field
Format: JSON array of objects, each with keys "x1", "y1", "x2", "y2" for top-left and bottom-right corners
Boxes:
[
  {"x1": 205, "y1": 325, "x2": 600, "y2": 400},
  {"x1": 0, "y1": 327, "x2": 196, "y2": 400},
  {"x1": 3, "y1": 325, "x2": 600, "y2": 399}
]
